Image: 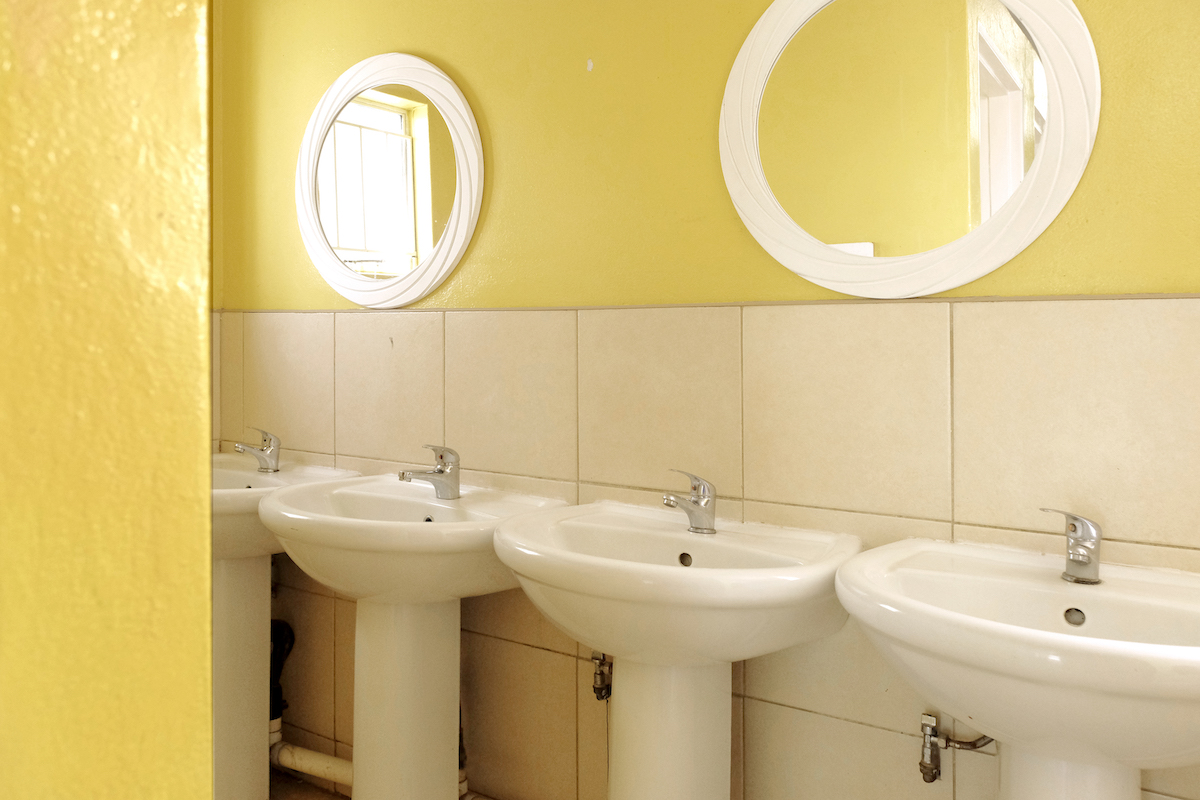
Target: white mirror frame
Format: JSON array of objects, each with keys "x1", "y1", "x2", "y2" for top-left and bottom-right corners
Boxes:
[
  {"x1": 719, "y1": 0, "x2": 1100, "y2": 298},
  {"x1": 296, "y1": 54, "x2": 484, "y2": 308}
]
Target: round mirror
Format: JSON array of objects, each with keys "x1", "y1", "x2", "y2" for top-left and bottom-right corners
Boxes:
[
  {"x1": 760, "y1": 0, "x2": 1049, "y2": 258},
  {"x1": 297, "y1": 55, "x2": 483, "y2": 308},
  {"x1": 720, "y1": 0, "x2": 1099, "y2": 297},
  {"x1": 316, "y1": 85, "x2": 457, "y2": 278}
]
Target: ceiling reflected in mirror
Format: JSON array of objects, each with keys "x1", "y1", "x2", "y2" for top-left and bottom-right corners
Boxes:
[
  {"x1": 758, "y1": 0, "x2": 1046, "y2": 258},
  {"x1": 316, "y1": 85, "x2": 457, "y2": 279}
]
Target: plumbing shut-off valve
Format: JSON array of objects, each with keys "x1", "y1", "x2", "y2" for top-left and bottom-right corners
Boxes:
[
  {"x1": 591, "y1": 652, "x2": 613, "y2": 700},
  {"x1": 918, "y1": 714, "x2": 995, "y2": 783}
]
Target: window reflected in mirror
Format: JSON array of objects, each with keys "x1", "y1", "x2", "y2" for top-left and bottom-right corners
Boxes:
[{"x1": 316, "y1": 85, "x2": 456, "y2": 278}]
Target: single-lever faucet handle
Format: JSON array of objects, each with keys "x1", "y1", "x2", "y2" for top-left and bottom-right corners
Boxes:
[
  {"x1": 668, "y1": 469, "x2": 714, "y2": 501},
  {"x1": 663, "y1": 470, "x2": 717, "y2": 535},
  {"x1": 234, "y1": 428, "x2": 281, "y2": 472},
  {"x1": 1041, "y1": 508, "x2": 1102, "y2": 585},
  {"x1": 423, "y1": 445, "x2": 460, "y2": 471}
]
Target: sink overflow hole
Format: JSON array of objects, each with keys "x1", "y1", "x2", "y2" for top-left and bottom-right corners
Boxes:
[
  {"x1": 424, "y1": 516, "x2": 434, "y2": 523},
  {"x1": 679, "y1": 553, "x2": 692, "y2": 567},
  {"x1": 1064, "y1": 608, "x2": 1086, "y2": 626}
]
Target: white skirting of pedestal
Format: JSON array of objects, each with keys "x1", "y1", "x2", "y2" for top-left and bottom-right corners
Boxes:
[
  {"x1": 213, "y1": 554, "x2": 272, "y2": 800},
  {"x1": 609, "y1": 659, "x2": 732, "y2": 800},
  {"x1": 352, "y1": 598, "x2": 461, "y2": 800},
  {"x1": 1000, "y1": 744, "x2": 1141, "y2": 800}
]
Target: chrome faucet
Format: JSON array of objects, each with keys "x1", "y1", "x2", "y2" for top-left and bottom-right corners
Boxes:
[
  {"x1": 400, "y1": 445, "x2": 461, "y2": 500},
  {"x1": 663, "y1": 470, "x2": 717, "y2": 535},
  {"x1": 234, "y1": 428, "x2": 281, "y2": 473},
  {"x1": 1042, "y1": 508, "x2": 1102, "y2": 585}
]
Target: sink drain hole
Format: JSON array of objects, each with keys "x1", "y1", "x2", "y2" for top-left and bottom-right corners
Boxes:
[
  {"x1": 679, "y1": 553, "x2": 692, "y2": 566},
  {"x1": 424, "y1": 516, "x2": 434, "y2": 522},
  {"x1": 1064, "y1": 608, "x2": 1086, "y2": 626}
]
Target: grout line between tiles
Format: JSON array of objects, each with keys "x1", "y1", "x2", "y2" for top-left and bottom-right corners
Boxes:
[
  {"x1": 332, "y1": 314, "x2": 338, "y2": 459},
  {"x1": 575, "y1": 656, "x2": 581, "y2": 800},
  {"x1": 949, "y1": 303, "x2": 956, "y2": 538},
  {"x1": 576, "y1": 310, "x2": 581, "y2": 486},
  {"x1": 461, "y1": 628, "x2": 583, "y2": 660},
  {"x1": 442, "y1": 311, "x2": 447, "y2": 447},
  {"x1": 742, "y1": 695, "x2": 942, "y2": 743},
  {"x1": 739, "y1": 306, "x2": 745, "y2": 512},
  {"x1": 953, "y1": 521, "x2": 1200, "y2": 552}
]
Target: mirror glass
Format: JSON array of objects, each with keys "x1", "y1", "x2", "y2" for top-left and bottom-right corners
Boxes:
[
  {"x1": 315, "y1": 85, "x2": 457, "y2": 279},
  {"x1": 758, "y1": 0, "x2": 1047, "y2": 257}
]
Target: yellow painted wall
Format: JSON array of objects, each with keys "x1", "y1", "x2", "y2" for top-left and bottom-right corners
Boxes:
[
  {"x1": 215, "y1": 0, "x2": 1200, "y2": 308},
  {"x1": 0, "y1": 1, "x2": 213, "y2": 797},
  {"x1": 759, "y1": 0, "x2": 971, "y2": 257}
]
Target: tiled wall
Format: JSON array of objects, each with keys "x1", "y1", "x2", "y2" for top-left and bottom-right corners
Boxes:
[{"x1": 215, "y1": 299, "x2": 1200, "y2": 800}]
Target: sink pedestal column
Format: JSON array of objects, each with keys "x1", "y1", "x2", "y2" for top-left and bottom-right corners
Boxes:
[
  {"x1": 213, "y1": 555, "x2": 272, "y2": 800},
  {"x1": 1000, "y1": 745, "x2": 1140, "y2": 800},
  {"x1": 609, "y1": 660, "x2": 732, "y2": 800},
  {"x1": 353, "y1": 599, "x2": 460, "y2": 800}
]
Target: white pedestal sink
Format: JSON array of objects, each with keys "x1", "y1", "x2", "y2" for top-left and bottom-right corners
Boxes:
[
  {"x1": 835, "y1": 539, "x2": 1200, "y2": 800},
  {"x1": 211, "y1": 453, "x2": 357, "y2": 800},
  {"x1": 493, "y1": 501, "x2": 862, "y2": 800},
  {"x1": 257, "y1": 475, "x2": 566, "y2": 800}
]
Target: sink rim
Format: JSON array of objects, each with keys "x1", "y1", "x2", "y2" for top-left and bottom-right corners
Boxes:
[
  {"x1": 835, "y1": 538, "x2": 1200, "y2": 700},
  {"x1": 260, "y1": 474, "x2": 568, "y2": 554},
  {"x1": 494, "y1": 500, "x2": 862, "y2": 609}
]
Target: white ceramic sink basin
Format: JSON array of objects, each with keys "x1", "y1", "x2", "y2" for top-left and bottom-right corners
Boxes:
[
  {"x1": 494, "y1": 500, "x2": 860, "y2": 800},
  {"x1": 836, "y1": 539, "x2": 1200, "y2": 800},
  {"x1": 210, "y1": 452, "x2": 357, "y2": 800},
  {"x1": 258, "y1": 473, "x2": 566, "y2": 800},
  {"x1": 259, "y1": 474, "x2": 565, "y2": 604},
  {"x1": 211, "y1": 452, "x2": 357, "y2": 560},
  {"x1": 495, "y1": 500, "x2": 862, "y2": 665}
]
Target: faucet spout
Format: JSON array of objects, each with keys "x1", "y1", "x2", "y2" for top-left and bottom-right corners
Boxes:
[
  {"x1": 1042, "y1": 508, "x2": 1102, "y2": 585},
  {"x1": 234, "y1": 429, "x2": 281, "y2": 473},
  {"x1": 400, "y1": 445, "x2": 461, "y2": 500},
  {"x1": 663, "y1": 470, "x2": 717, "y2": 535}
]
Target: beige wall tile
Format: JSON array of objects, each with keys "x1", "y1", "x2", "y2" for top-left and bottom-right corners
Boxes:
[
  {"x1": 578, "y1": 658, "x2": 609, "y2": 800},
  {"x1": 334, "y1": 598, "x2": 355, "y2": 746},
  {"x1": 744, "y1": 700, "x2": 952, "y2": 800},
  {"x1": 445, "y1": 310, "x2": 577, "y2": 480},
  {"x1": 244, "y1": 312, "x2": 335, "y2": 453},
  {"x1": 461, "y1": 588, "x2": 578, "y2": 656},
  {"x1": 273, "y1": 586, "x2": 336, "y2": 741},
  {"x1": 743, "y1": 303, "x2": 951, "y2": 520},
  {"x1": 335, "y1": 311, "x2": 444, "y2": 463},
  {"x1": 744, "y1": 501, "x2": 951, "y2": 551},
  {"x1": 220, "y1": 311, "x2": 243, "y2": 441},
  {"x1": 953, "y1": 299, "x2": 1200, "y2": 548},
  {"x1": 279, "y1": 449, "x2": 337, "y2": 468},
  {"x1": 1143, "y1": 761, "x2": 1200, "y2": 799},
  {"x1": 954, "y1": 524, "x2": 1200, "y2": 573},
  {"x1": 334, "y1": 454, "x2": 426, "y2": 476},
  {"x1": 579, "y1": 482, "x2": 744, "y2": 523},
  {"x1": 212, "y1": 311, "x2": 220, "y2": 443},
  {"x1": 955, "y1": 750, "x2": 999, "y2": 800},
  {"x1": 461, "y1": 632, "x2": 577, "y2": 800},
  {"x1": 744, "y1": 618, "x2": 934, "y2": 735},
  {"x1": 579, "y1": 306, "x2": 742, "y2": 493},
  {"x1": 459, "y1": 469, "x2": 579, "y2": 505}
]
